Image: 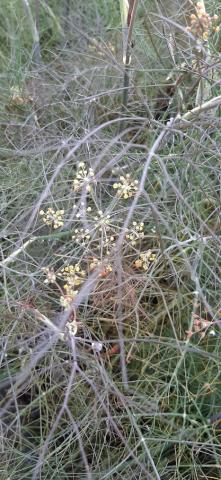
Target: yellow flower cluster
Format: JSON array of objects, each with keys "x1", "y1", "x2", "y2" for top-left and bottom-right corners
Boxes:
[
  {"x1": 58, "y1": 264, "x2": 86, "y2": 309},
  {"x1": 60, "y1": 286, "x2": 79, "y2": 309},
  {"x1": 60, "y1": 289, "x2": 78, "y2": 309},
  {"x1": 58, "y1": 264, "x2": 86, "y2": 286},
  {"x1": 40, "y1": 208, "x2": 64, "y2": 229},
  {"x1": 94, "y1": 210, "x2": 111, "y2": 232},
  {"x1": 187, "y1": 2, "x2": 219, "y2": 40},
  {"x1": 134, "y1": 250, "x2": 156, "y2": 271},
  {"x1": 73, "y1": 162, "x2": 95, "y2": 192},
  {"x1": 72, "y1": 228, "x2": 91, "y2": 245},
  {"x1": 113, "y1": 174, "x2": 138, "y2": 199},
  {"x1": 126, "y1": 221, "x2": 145, "y2": 246}
]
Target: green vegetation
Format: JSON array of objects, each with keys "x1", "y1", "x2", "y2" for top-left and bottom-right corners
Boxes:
[{"x1": 1, "y1": 1, "x2": 221, "y2": 478}]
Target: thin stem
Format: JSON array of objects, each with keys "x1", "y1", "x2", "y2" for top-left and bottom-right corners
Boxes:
[
  {"x1": 22, "y1": 0, "x2": 41, "y2": 64},
  {"x1": 119, "y1": 0, "x2": 139, "y2": 132}
]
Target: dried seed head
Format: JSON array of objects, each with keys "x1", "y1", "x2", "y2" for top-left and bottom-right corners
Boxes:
[{"x1": 134, "y1": 250, "x2": 156, "y2": 270}]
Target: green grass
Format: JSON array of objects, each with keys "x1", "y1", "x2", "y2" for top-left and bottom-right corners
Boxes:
[{"x1": 1, "y1": 1, "x2": 221, "y2": 479}]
